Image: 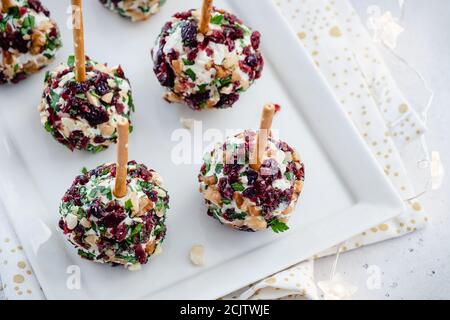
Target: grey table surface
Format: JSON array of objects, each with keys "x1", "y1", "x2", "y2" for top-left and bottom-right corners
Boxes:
[
  {"x1": 313, "y1": 0, "x2": 450, "y2": 300},
  {"x1": 1, "y1": 0, "x2": 449, "y2": 300}
]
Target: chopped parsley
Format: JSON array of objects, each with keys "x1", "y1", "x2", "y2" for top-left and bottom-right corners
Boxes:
[
  {"x1": 231, "y1": 182, "x2": 245, "y2": 192},
  {"x1": 184, "y1": 68, "x2": 196, "y2": 81},
  {"x1": 67, "y1": 55, "x2": 75, "y2": 67},
  {"x1": 210, "y1": 14, "x2": 224, "y2": 25},
  {"x1": 182, "y1": 58, "x2": 195, "y2": 66},
  {"x1": 284, "y1": 171, "x2": 294, "y2": 181},
  {"x1": 268, "y1": 219, "x2": 289, "y2": 233},
  {"x1": 124, "y1": 199, "x2": 133, "y2": 212}
]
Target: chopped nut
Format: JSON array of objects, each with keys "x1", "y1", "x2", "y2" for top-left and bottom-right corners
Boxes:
[
  {"x1": 247, "y1": 216, "x2": 267, "y2": 231},
  {"x1": 282, "y1": 205, "x2": 293, "y2": 215},
  {"x1": 190, "y1": 245, "x2": 204, "y2": 266},
  {"x1": 128, "y1": 263, "x2": 141, "y2": 271},
  {"x1": 248, "y1": 205, "x2": 262, "y2": 217},
  {"x1": 99, "y1": 123, "x2": 115, "y2": 136},
  {"x1": 294, "y1": 180, "x2": 303, "y2": 193},
  {"x1": 215, "y1": 66, "x2": 230, "y2": 78},
  {"x1": 80, "y1": 217, "x2": 91, "y2": 228},
  {"x1": 87, "y1": 92, "x2": 100, "y2": 107},
  {"x1": 30, "y1": 30, "x2": 46, "y2": 55},
  {"x1": 204, "y1": 186, "x2": 222, "y2": 205},
  {"x1": 65, "y1": 214, "x2": 78, "y2": 230},
  {"x1": 145, "y1": 240, "x2": 156, "y2": 254},
  {"x1": 139, "y1": 197, "x2": 154, "y2": 215},
  {"x1": 101, "y1": 92, "x2": 114, "y2": 104},
  {"x1": 23, "y1": 61, "x2": 38, "y2": 73},
  {"x1": 2, "y1": 51, "x2": 14, "y2": 65},
  {"x1": 203, "y1": 175, "x2": 217, "y2": 185},
  {"x1": 84, "y1": 235, "x2": 97, "y2": 247},
  {"x1": 233, "y1": 192, "x2": 244, "y2": 208},
  {"x1": 172, "y1": 59, "x2": 182, "y2": 75},
  {"x1": 180, "y1": 117, "x2": 195, "y2": 129}
]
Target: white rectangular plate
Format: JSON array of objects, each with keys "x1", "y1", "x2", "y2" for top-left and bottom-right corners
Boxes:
[{"x1": 0, "y1": 0, "x2": 404, "y2": 299}]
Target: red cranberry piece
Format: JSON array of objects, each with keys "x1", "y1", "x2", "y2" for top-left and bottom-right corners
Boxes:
[
  {"x1": 217, "y1": 93, "x2": 239, "y2": 109},
  {"x1": 173, "y1": 11, "x2": 192, "y2": 19},
  {"x1": 88, "y1": 199, "x2": 105, "y2": 219},
  {"x1": 154, "y1": 62, "x2": 175, "y2": 88},
  {"x1": 245, "y1": 54, "x2": 258, "y2": 67},
  {"x1": 28, "y1": 0, "x2": 50, "y2": 16},
  {"x1": 83, "y1": 107, "x2": 109, "y2": 126},
  {"x1": 187, "y1": 48, "x2": 199, "y2": 61},
  {"x1": 134, "y1": 244, "x2": 147, "y2": 264}
]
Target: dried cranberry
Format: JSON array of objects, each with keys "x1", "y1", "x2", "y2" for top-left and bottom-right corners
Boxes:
[
  {"x1": 187, "y1": 47, "x2": 199, "y2": 61},
  {"x1": 102, "y1": 206, "x2": 126, "y2": 229},
  {"x1": 88, "y1": 199, "x2": 105, "y2": 219},
  {"x1": 242, "y1": 187, "x2": 257, "y2": 202},
  {"x1": 114, "y1": 223, "x2": 127, "y2": 242},
  {"x1": 93, "y1": 136, "x2": 106, "y2": 144},
  {"x1": 115, "y1": 65, "x2": 125, "y2": 78},
  {"x1": 224, "y1": 12, "x2": 242, "y2": 25},
  {"x1": 181, "y1": 21, "x2": 197, "y2": 46},
  {"x1": 83, "y1": 107, "x2": 109, "y2": 126},
  {"x1": 251, "y1": 31, "x2": 261, "y2": 49},
  {"x1": 245, "y1": 54, "x2": 258, "y2": 67},
  {"x1": 28, "y1": 0, "x2": 50, "y2": 16},
  {"x1": 243, "y1": 169, "x2": 258, "y2": 185},
  {"x1": 134, "y1": 244, "x2": 147, "y2": 264},
  {"x1": 173, "y1": 10, "x2": 192, "y2": 19},
  {"x1": 154, "y1": 62, "x2": 175, "y2": 88},
  {"x1": 208, "y1": 30, "x2": 225, "y2": 44},
  {"x1": 115, "y1": 103, "x2": 125, "y2": 114},
  {"x1": 185, "y1": 91, "x2": 210, "y2": 110},
  {"x1": 217, "y1": 93, "x2": 239, "y2": 109},
  {"x1": 223, "y1": 26, "x2": 244, "y2": 40}
]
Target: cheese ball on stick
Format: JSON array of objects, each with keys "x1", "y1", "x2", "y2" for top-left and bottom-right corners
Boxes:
[
  {"x1": 99, "y1": 0, "x2": 165, "y2": 22},
  {"x1": 0, "y1": 0, "x2": 62, "y2": 84},
  {"x1": 198, "y1": 105, "x2": 305, "y2": 232},
  {"x1": 38, "y1": 0, "x2": 134, "y2": 152},
  {"x1": 59, "y1": 119, "x2": 169, "y2": 270},
  {"x1": 152, "y1": 1, "x2": 263, "y2": 110}
]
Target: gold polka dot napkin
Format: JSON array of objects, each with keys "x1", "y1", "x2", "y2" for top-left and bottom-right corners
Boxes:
[
  {"x1": 0, "y1": 209, "x2": 43, "y2": 299},
  {"x1": 224, "y1": 0, "x2": 428, "y2": 300}
]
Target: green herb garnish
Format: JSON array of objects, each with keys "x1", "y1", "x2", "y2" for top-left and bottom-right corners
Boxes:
[
  {"x1": 231, "y1": 182, "x2": 245, "y2": 192},
  {"x1": 210, "y1": 14, "x2": 224, "y2": 25},
  {"x1": 268, "y1": 219, "x2": 289, "y2": 233}
]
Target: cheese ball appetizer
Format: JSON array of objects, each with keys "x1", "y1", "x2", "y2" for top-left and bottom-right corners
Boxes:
[
  {"x1": 0, "y1": 0, "x2": 62, "y2": 84},
  {"x1": 59, "y1": 161, "x2": 169, "y2": 270},
  {"x1": 38, "y1": 56, "x2": 134, "y2": 153},
  {"x1": 99, "y1": 0, "x2": 165, "y2": 22},
  {"x1": 199, "y1": 130, "x2": 304, "y2": 232},
  {"x1": 152, "y1": 8, "x2": 264, "y2": 110}
]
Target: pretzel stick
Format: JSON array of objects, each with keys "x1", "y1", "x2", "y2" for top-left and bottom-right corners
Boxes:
[
  {"x1": 114, "y1": 118, "x2": 129, "y2": 198},
  {"x1": 71, "y1": 0, "x2": 86, "y2": 82},
  {"x1": 1, "y1": 0, "x2": 13, "y2": 12},
  {"x1": 250, "y1": 104, "x2": 276, "y2": 171},
  {"x1": 199, "y1": 0, "x2": 213, "y2": 34}
]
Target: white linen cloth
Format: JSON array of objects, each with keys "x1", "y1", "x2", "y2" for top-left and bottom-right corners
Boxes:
[{"x1": 0, "y1": 0, "x2": 429, "y2": 300}]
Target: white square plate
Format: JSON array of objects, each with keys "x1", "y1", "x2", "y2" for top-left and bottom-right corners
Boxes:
[{"x1": 0, "y1": 0, "x2": 404, "y2": 299}]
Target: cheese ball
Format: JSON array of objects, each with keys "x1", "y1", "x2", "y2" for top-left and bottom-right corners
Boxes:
[
  {"x1": 198, "y1": 130, "x2": 305, "y2": 232},
  {"x1": 152, "y1": 8, "x2": 264, "y2": 110},
  {"x1": 99, "y1": 0, "x2": 165, "y2": 22},
  {"x1": 38, "y1": 56, "x2": 134, "y2": 153},
  {"x1": 59, "y1": 161, "x2": 169, "y2": 270},
  {"x1": 0, "y1": 0, "x2": 62, "y2": 84}
]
